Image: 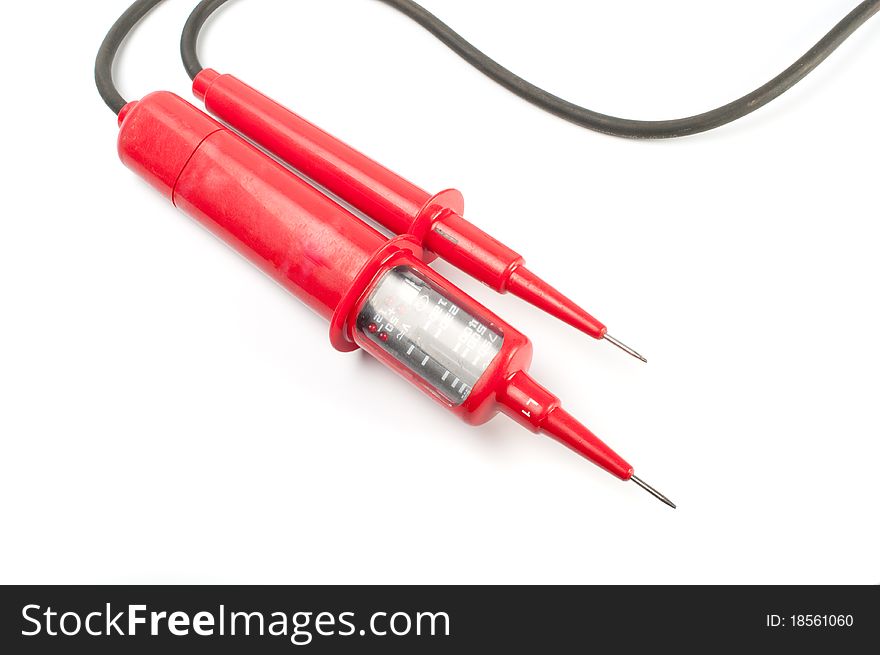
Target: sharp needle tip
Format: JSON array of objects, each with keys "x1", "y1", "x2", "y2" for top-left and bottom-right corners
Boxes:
[
  {"x1": 631, "y1": 475, "x2": 676, "y2": 509},
  {"x1": 604, "y1": 334, "x2": 647, "y2": 363}
]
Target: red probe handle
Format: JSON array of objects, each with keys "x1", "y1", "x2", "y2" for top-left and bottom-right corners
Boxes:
[
  {"x1": 192, "y1": 70, "x2": 524, "y2": 291},
  {"x1": 193, "y1": 69, "x2": 430, "y2": 236},
  {"x1": 192, "y1": 70, "x2": 608, "y2": 340}
]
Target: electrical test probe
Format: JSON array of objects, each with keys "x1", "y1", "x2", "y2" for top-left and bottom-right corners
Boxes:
[{"x1": 96, "y1": 0, "x2": 879, "y2": 507}]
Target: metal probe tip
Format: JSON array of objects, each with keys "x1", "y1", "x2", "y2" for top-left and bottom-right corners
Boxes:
[
  {"x1": 604, "y1": 334, "x2": 648, "y2": 363},
  {"x1": 631, "y1": 475, "x2": 676, "y2": 509}
]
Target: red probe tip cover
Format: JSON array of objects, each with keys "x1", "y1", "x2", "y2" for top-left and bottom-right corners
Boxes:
[
  {"x1": 506, "y1": 266, "x2": 607, "y2": 340},
  {"x1": 498, "y1": 371, "x2": 633, "y2": 480}
]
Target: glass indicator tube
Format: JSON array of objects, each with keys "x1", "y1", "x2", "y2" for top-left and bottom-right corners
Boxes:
[{"x1": 356, "y1": 266, "x2": 505, "y2": 405}]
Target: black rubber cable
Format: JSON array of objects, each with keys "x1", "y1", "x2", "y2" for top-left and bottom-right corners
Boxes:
[
  {"x1": 96, "y1": 0, "x2": 166, "y2": 114},
  {"x1": 103, "y1": 0, "x2": 879, "y2": 139}
]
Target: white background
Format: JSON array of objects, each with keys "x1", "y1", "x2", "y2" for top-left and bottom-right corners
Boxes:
[{"x1": 1, "y1": 0, "x2": 877, "y2": 584}]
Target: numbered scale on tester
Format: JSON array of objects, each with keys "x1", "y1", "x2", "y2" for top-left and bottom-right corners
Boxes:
[{"x1": 356, "y1": 266, "x2": 504, "y2": 405}]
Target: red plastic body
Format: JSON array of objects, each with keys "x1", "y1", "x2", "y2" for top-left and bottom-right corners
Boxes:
[
  {"x1": 116, "y1": 91, "x2": 632, "y2": 480},
  {"x1": 192, "y1": 70, "x2": 608, "y2": 340},
  {"x1": 118, "y1": 91, "x2": 386, "y2": 324}
]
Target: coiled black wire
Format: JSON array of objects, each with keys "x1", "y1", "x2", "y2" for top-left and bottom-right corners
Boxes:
[{"x1": 99, "y1": 0, "x2": 880, "y2": 139}]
